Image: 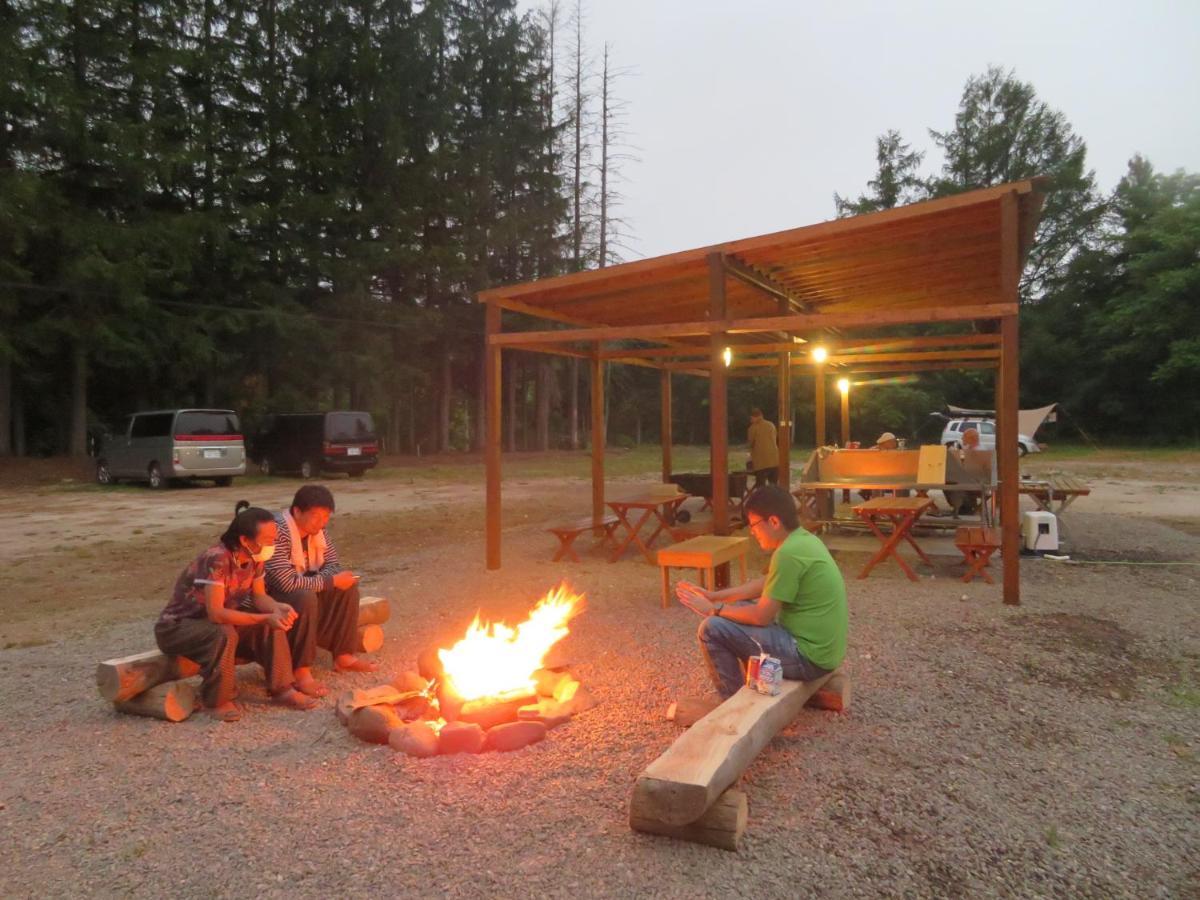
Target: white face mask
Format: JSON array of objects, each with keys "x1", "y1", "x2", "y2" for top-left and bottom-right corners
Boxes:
[{"x1": 251, "y1": 543, "x2": 275, "y2": 563}]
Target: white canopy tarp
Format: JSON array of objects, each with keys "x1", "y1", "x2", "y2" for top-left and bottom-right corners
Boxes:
[{"x1": 946, "y1": 403, "x2": 1058, "y2": 438}]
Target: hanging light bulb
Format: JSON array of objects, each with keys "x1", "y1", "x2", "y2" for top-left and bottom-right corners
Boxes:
[
  {"x1": 837, "y1": 377, "x2": 850, "y2": 395},
  {"x1": 811, "y1": 345, "x2": 828, "y2": 364},
  {"x1": 722, "y1": 346, "x2": 733, "y2": 367}
]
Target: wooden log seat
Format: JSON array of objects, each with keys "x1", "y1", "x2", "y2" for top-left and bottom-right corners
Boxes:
[
  {"x1": 954, "y1": 526, "x2": 1002, "y2": 584},
  {"x1": 629, "y1": 669, "x2": 850, "y2": 849},
  {"x1": 547, "y1": 515, "x2": 621, "y2": 562},
  {"x1": 97, "y1": 596, "x2": 391, "y2": 719}
]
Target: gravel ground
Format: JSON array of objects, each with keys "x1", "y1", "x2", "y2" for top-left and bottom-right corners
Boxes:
[{"x1": 0, "y1": 489, "x2": 1197, "y2": 898}]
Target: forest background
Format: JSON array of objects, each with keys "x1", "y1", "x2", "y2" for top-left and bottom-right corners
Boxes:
[{"x1": 1, "y1": 0, "x2": 1197, "y2": 459}]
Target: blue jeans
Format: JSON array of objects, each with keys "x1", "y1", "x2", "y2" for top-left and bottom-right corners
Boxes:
[{"x1": 697, "y1": 611, "x2": 829, "y2": 699}]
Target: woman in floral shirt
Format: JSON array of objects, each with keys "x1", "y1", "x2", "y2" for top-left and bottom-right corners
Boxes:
[{"x1": 155, "y1": 501, "x2": 318, "y2": 721}]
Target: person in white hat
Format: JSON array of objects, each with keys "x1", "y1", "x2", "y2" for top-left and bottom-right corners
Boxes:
[{"x1": 874, "y1": 432, "x2": 899, "y2": 450}]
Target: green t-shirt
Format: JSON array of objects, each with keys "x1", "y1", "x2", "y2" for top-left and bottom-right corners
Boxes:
[{"x1": 763, "y1": 528, "x2": 848, "y2": 670}]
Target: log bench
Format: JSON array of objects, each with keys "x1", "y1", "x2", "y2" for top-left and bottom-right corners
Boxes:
[
  {"x1": 97, "y1": 596, "x2": 390, "y2": 721},
  {"x1": 547, "y1": 515, "x2": 621, "y2": 562},
  {"x1": 629, "y1": 668, "x2": 850, "y2": 850},
  {"x1": 954, "y1": 526, "x2": 1001, "y2": 584}
]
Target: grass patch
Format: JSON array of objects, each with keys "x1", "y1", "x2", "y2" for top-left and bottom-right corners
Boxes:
[
  {"x1": 1043, "y1": 825, "x2": 1062, "y2": 850},
  {"x1": 1166, "y1": 683, "x2": 1200, "y2": 709}
]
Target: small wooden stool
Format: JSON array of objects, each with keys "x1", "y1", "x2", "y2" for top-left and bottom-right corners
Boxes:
[
  {"x1": 954, "y1": 526, "x2": 1001, "y2": 583},
  {"x1": 657, "y1": 536, "x2": 751, "y2": 609},
  {"x1": 548, "y1": 515, "x2": 621, "y2": 562}
]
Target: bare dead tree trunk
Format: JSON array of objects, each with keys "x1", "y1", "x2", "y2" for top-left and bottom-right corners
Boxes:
[
  {"x1": 505, "y1": 354, "x2": 517, "y2": 453},
  {"x1": 599, "y1": 43, "x2": 609, "y2": 268},
  {"x1": 536, "y1": 360, "x2": 551, "y2": 450},
  {"x1": 69, "y1": 339, "x2": 88, "y2": 458},
  {"x1": 12, "y1": 380, "x2": 25, "y2": 457},
  {"x1": 570, "y1": 0, "x2": 587, "y2": 269},
  {"x1": 439, "y1": 348, "x2": 452, "y2": 451},
  {"x1": 569, "y1": 358, "x2": 580, "y2": 449},
  {"x1": 0, "y1": 355, "x2": 11, "y2": 455}
]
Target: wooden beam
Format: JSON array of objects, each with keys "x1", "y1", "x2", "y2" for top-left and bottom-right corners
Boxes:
[
  {"x1": 629, "y1": 672, "x2": 845, "y2": 826},
  {"x1": 591, "y1": 347, "x2": 605, "y2": 528},
  {"x1": 489, "y1": 303, "x2": 1018, "y2": 347},
  {"x1": 998, "y1": 193, "x2": 1021, "y2": 606},
  {"x1": 840, "y1": 382, "x2": 850, "y2": 446},
  {"x1": 826, "y1": 333, "x2": 999, "y2": 353},
  {"x1": 723, "y1": 254, "x2": 814, "y2": 312},
  {"x1": 709, "y1": 253, "x2": 729, "y2": 538},
  {"x1": 826, "y1": 349, "x2": 999, "y2": 365},
  {"x1": 661, "y1": 370, "x2": 672, "y2": 483},
  {"x1": 486, "y1": 302, "x2": 503, "y2": 569}
]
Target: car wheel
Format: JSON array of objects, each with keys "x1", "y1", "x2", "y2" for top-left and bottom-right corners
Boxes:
[
  {"x1": 1018, "y1": 444, "x2": 1028, "y2": 457},
  {"x1": 348, "y1": 469, "x2": 365, "y2": 479},
  {"x1": 299, "y1": 459, "x2": 316, "y2": 479},
  {"x1": 213, "y1": 476, "x2": 234, "y2": 487},
  {"x1": 148, "y1": 463, "x2": 166, "y2": 489},
  {"x1": 96, "y1": 461, "x2": 115, "y2": 485},
  {"x1": 259, "y1": 457, "x2": 273, "y2": 477}
]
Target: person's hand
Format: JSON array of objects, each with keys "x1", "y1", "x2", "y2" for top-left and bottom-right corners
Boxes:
[
  {"x1": 267, "y1": 608, "x2": 294, "y2": 631},
  {"x1": 332, "y1": 570, "x2": 359, "y2": 591},
  {"x1": 274, "y1": 603, "x2": 297, "y2": 628},
  {"x1": 675, "y1": 581, "x2": 716, "y2": 617}
]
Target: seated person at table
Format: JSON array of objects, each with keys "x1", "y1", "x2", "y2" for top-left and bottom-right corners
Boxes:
[
  {"x1": 675, "y1": 485, "x2": 848, "y2": 700},
  {"x1": 155, "y1": 501, "x2": 318, "y2": 722},
  {"x1": 257, "y1": 485, "x2": 377, "y2": 696},
  {"x1": 860, "y1": 431, "x2": 901, "y2": 500},
  {"x1": 945, "y1": 427, "x2": 982, "y2": 515}
]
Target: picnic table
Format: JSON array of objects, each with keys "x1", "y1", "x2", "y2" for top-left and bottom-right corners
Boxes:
[
  {"x1": 851, "y1": 496, "x2": 936, "y2": 581},
  {"x1": 1019, "y1": 474, "x2": 1091, "y2": 513},
  {"x1": 607, "y1": 491, "x2": 689, "y2": 563}
]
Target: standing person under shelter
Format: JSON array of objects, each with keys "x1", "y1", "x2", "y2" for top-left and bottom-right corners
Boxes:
[
  {"x1": 260, "y1": 485, "x2": 378, "y2": 697},
  {"x1": 675, "y1": 485, "x2": 848, "y2": 699},
  {"x1": 747, "y1": 407, "x2": 779, "y2": 489},
  {"x1": 154, "y1": 501, "x2": 318, "y2": 722}
]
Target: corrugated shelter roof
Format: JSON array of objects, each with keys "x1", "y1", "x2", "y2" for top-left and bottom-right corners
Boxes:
[{"x1": 478, "y1": 179, "x2": 1047, "y2": 344}]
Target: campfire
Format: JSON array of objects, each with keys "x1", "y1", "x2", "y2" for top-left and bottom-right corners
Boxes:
[{"x1": 335, "y1": 582, "x2": 595, "y2": 756}]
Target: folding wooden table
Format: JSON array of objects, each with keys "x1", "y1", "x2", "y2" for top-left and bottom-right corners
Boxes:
[
  {"x1": 852, "y1": 496, "x2": 936, "y2": 581},
  {"x1": 607, "y1": 492, "x2": 688, "y2": 563}
]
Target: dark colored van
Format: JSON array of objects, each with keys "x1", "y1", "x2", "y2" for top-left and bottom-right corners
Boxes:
[
  {"x1": 97, "y1": 408, "x2": 246, "y2": 488},
  {"x1": 249, "y1": 411, "x2": 378, "y2": 479}
]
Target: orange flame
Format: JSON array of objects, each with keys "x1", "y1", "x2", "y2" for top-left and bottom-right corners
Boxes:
[{"x1": 437, "y1": 582, "x2": 584, "y2": 702}]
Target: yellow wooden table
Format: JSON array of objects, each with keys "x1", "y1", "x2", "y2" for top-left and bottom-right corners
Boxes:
[{"x1": 657, "y1": 535, "x2": 751, "y2": 609}]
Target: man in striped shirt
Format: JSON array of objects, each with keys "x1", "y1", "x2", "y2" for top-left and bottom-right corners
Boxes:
[{"x1": 262, "y1": 484, "x2": 377, "y2": 696}]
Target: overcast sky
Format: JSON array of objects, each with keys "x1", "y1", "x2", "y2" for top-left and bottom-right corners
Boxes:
[{"x1": 523, "y1": 0, "x2": 1200, "y2": 259}]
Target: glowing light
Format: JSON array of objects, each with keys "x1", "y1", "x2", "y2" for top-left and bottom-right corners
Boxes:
[
  {"x1": 722, "y1": 346, "x2": 733, "y2": 367},
  {"x1": 811, "y1": 346, "x2": 828, "y2": 364},
  {"x1": 837, "y1": 377, "x2": 850, "y2": 395},
  {"x1": 437, "y1": 583, "x2": 585, "y2": 702}
]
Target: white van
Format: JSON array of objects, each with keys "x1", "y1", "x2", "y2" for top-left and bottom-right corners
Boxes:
[{"x1": 940, "y1": 418, "x2": 1040, "y2": 457}]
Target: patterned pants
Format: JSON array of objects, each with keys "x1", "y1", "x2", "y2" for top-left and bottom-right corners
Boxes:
[{"x1": 155, "y1": 618, "x2": 293, "y2": 707}]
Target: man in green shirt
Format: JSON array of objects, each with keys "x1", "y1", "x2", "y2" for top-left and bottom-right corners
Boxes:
[{"x1": 676, "y1": 485, "x2": 848, "y2": 699}]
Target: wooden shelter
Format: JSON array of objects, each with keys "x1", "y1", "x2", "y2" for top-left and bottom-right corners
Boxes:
[{"x1": 477, "y1": 179, "x2": 1048, "y2": 605}]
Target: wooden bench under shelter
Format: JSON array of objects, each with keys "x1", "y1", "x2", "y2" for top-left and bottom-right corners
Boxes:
[
  {"x1": 629, "y1": 669, "x2": 851, "y2": 850},
  {"x1": 1020, "y1": 474, "x2": 1091, "y2": 513},
  {"x1": 96, "y1": 596, "x2": 390, "y2": 722},
  {"x1": 479, "y1": 178, "x2": 1050, "y2": 611},
  {"x1": 547, "y1": 515, "x2": 621, "y2": 562},
  {"x1": 656, "y1": 535, "x2": 751, "y2": 609},
  {"x1": 954, "y1": 526, "x2": 1002, "y2": 584}
]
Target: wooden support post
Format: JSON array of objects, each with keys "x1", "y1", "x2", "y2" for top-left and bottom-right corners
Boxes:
[
  {"x1": 840, "y1": 384, "x2": 850, "y2": 447},
  {"x1": 591, "y1": 345, "x2": 605, "y2": 528},
  {"x1": 814, "y1": 364, "x2": 826, "y2": 448},
  {"x1": 998, "y1": 191, "x2": 1021, "y2": 606},
  {"x1": 485, "y1": 301, "x2": 503, "y2": 570},
  {"x1": 630, "y1": 670, "x2": 847, "y2": 827},
  {"x1": 661, "y1": 369, "x2": 672, "y2": 484},
  {"x1": 777, "y1": 297, "x2": 791, "y2": 490},
  {"x1": 630, "y1": 787, "x2": 748, "y2": 851},
  {"x1": 708, "y1": 253, "x2": 729, "y2": 542}
]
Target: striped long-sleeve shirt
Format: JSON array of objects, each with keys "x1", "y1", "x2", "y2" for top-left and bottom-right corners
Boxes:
[{"x1": 263, "y1": 512, "x2": 343, "y2": 594}]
